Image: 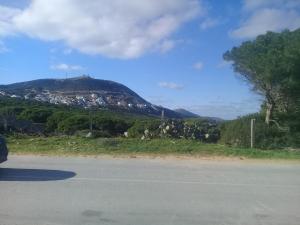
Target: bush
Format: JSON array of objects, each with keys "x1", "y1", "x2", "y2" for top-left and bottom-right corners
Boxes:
[
  {"x1": 127, "y1": 119, "x2": 220, "y2": 143},
  {"x1": 96, "y1": 138, "x2": 120, "y2": 148},
  {"x1": 219, "y1": 113, "x2": 298, "y2": 149},
  {"x1": 0, "y1": 106, "x2": 25, "y2": 117},
  {"x1": 18, "y1": 108, "x2": 53, "y2": 123},
  {"x1": 46, "y1": 111, "x2": 72, "y2": 132},
  {"x1": 127, "y1": 119, "x2": 161, "y2": 138},
  {"x1": 93, "y1": 117, "x2": 131, "y2": 136},
  {"x1": 58, "y1": 115, "x2": 90, "y2": 134},
  {"x1": 113, "y1": 119, "x2": 132, "y2": 135},
  {"x1": 182, "y1": 120, "x2": 220, "y2": 142}
]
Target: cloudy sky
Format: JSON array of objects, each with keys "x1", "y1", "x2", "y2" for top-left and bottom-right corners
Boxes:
[{"x1": 0, "y1": 0, "x2": 299, "y2": 119}]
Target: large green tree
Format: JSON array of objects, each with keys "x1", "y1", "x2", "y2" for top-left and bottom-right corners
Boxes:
[{"x1": 224, "y1": 29, "x2": 300, "y2": 125}]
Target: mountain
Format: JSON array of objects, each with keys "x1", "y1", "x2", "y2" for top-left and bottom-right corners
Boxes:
[
  {"x1": 174, "y1": 108, "x2": 200, "y2": 118},
  {"x1": 0, "y1": 75, "x2": 181, "y2": 118},
  {"x1": 174, "y1": 108, "x2": 224, "y2": 122}
]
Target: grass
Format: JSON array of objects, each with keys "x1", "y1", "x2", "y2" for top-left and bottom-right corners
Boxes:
[{"x1": 6, "y1": 135, "x2": 300, "y2": 160}]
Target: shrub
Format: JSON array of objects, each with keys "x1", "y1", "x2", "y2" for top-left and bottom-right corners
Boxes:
[
  {"x1": 127, "y1": 119, "x2": 220, "y2": 143},
  {"x1": 219, "y1": 113, "x2": 298, "y2": 149},
  {"x1": 18, "y1": 108, "x2": 53, "y2": 123},
  {"x1": 127, "y1": 119, "x2": 161, "y2": 138},
  {"x1": 57, "y1": 115, "x2": 90, "y2": 134},
  {"x1": 46, "y1": 111, "x2": 72, "y2": 132},
  {"x1": 93, "y1": 117, "x2": 131, "y2": 136},
  {"x1": 92, "y1": 130, "x2": 113, "y2": 138},
  {"x1": 96, "y1": 138, "x2": 120, "y2": 148},
  {"x1": 182, "y1": 120, "x2": 220, "y2": 142},
  {"x1": 160, "y1": 119, "x2": 184, "y2": 138}
]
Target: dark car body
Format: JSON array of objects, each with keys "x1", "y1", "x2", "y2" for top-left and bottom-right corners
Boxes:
[{"x1": 0, "y1": 136, "x2": 8, "y2": 163}]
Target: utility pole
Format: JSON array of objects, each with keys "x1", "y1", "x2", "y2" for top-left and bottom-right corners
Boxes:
[{"x1": 250, "y1": 119, "x2": 255, "y2": 148}]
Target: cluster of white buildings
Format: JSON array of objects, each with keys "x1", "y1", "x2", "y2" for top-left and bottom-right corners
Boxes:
[{"x1": 0, "y1": 89, "x2": 157, "y2": 111}]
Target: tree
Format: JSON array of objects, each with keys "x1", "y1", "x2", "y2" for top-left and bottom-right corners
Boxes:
[
  {"x1": 18, "y1": 108, "x2": 53, "y2": 123},
  {"x1": 57, "y1": 115, "x2": 89, "y2": 134},
  {"x1": 93, "y1": 117, "x2": 131, "y2": 136},
  {"x1": 224, "y1": 29, "x2": 300, "y2": 125},
  {"x1": 46, "y1": 111, "x2": 71, "y2": 132}
]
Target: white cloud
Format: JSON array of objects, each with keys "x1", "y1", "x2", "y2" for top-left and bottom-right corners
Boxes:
[
  {"x1": 158, "y1": 82, "x2": 184, "y2": 90},
  {"x1": 50, "y1": 63, "x2": 84, "y2": 71},
  {"x1": 193, "y1": 61, "x2": 204, "y2": 70},
  {"x1": 231, "y1": 8, "x2": 300, "y2": 39},
  {"x1": 1, "y1": 0, "x2": 203, "y2": 59},
  {"x1": 0, "y1": 5, "x2": 21, "y2": 37},
  {"x1": 159, "y1": 40, "x2": 176, "y2": 53},
  {"x1": 231, "y1": 0, "x2": 300, "y2": 39},
  {"x1": 200, "y1": 18, "x2": 219, "y2": 30},
  {"x1": 243, "y1": 0, "x2": 300, "y2": 11}
]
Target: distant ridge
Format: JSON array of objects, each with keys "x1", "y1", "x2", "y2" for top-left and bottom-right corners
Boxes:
[
  {"x1": 174, "y1": 108, "x2": 224, "y2": 122},
  {"x1": 174, "y1": 108, "x2": 200, "y2": 118},
  {"x1": 0, "y1": 76, "x2": 182, "y2": 118}
]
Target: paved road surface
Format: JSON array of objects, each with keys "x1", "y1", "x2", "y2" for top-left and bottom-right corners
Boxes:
[{"x1": 1, "y1": 156, "x2": 300, "y2": 225}]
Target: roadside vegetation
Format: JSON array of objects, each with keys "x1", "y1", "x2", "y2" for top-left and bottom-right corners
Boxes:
[{"x1": 6, "y1": 136, "x2": 300, "y2": 160}]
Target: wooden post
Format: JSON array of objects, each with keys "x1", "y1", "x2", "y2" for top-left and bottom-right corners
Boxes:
[
  {"x1": 89, "y1": 108, "x2": 93, "y2": 133},
  {"x1": 161, "y1": 109, "x2": 165, "y2": 122},
  {"x1": 251, "y1": 119, "x2": 255, "y2": 148},
  {"x1": 160, "y1": 109, "x2": 165, "y2": 137}
]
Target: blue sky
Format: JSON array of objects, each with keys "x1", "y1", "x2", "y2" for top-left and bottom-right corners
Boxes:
[{"x1": 1, "y1": 0, "x2": 299, "y2": 119}]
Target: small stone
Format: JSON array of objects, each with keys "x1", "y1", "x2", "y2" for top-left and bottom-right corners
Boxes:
[{"x1": 86, "y1": 132, "x2": 93, "y2": 138}]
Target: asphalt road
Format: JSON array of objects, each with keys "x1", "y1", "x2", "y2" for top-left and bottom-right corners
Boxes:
[{"x1": 1, "y1": 156, "x2": 300, "y2": 225}]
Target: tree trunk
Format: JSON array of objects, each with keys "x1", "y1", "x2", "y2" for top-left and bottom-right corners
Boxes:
[{"x1": 265, "y1": 102, "x2": 273, "y2": 125}]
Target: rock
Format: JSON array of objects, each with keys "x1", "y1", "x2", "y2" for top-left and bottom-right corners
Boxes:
[
  {"x1": 85, "y1": 132, "x2": 93, "y2": 138},
  {"x1": 144, "y1": 129, "x2": 149, "y2": 135}
]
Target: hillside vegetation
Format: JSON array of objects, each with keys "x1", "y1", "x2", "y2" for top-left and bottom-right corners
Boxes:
[{"x1": 0, "y1": 96, "x2": 220, "y2": 141}]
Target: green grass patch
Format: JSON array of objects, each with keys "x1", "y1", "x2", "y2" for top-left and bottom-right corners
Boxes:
[{"x1": 6, "y1": 136, "x2": 300, "y2": 160}]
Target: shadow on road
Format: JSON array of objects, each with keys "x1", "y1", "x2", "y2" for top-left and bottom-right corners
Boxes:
[{"x1": 0, "y1": 168, "x2": 76, "y2": 181}]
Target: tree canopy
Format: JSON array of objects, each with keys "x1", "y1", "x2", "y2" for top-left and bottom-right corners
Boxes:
[{"x1": 224, "y1": 29, "x2": 300, "y2": 125}]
